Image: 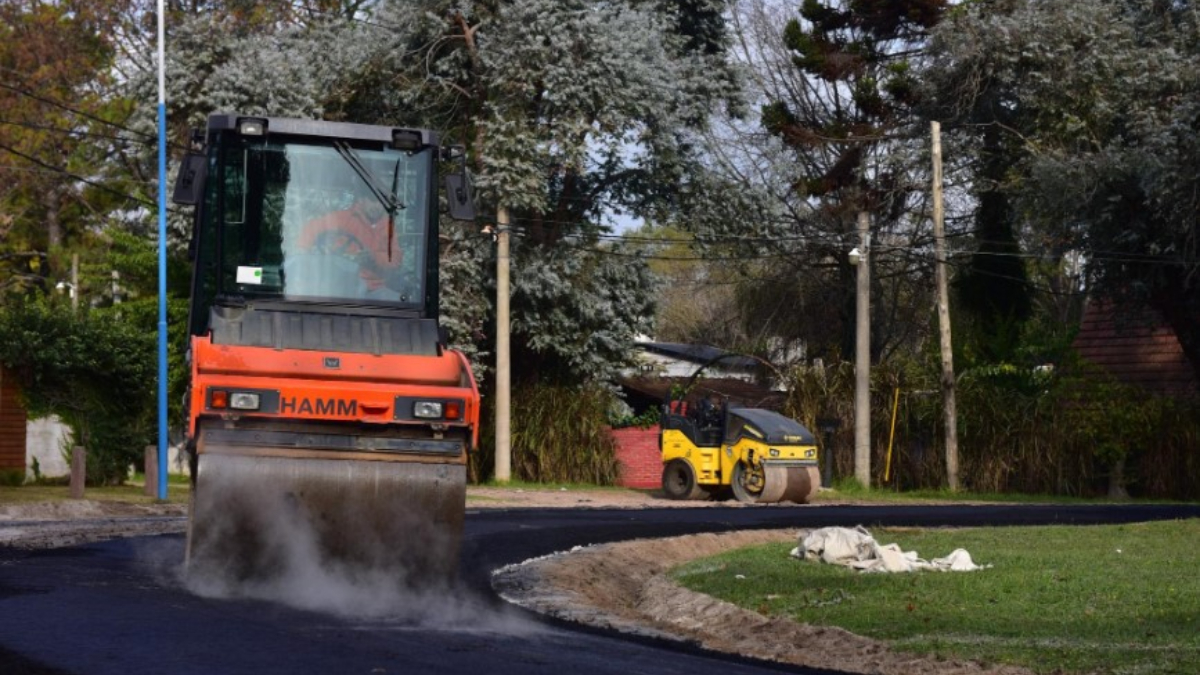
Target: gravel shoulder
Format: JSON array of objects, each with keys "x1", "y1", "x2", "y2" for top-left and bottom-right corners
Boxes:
[
  {"x1": 0, "y1": 499, "x2": 188, "y2": 549},
  {"x1": 1, "y1": 488, "x2": 1028, "y2": 675}
]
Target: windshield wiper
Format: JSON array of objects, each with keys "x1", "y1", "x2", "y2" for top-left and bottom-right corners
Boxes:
[
  {"x1": 386, "y1": 158, "x2": 401, "y2": 261},
  {"x1": 332, "y1": 141, "x2": 405, "y2": 217}
]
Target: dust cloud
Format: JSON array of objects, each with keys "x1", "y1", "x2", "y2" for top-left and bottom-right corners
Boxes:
[
  {"x1": 186, "y1": 553, "x2": 534, "y2": 635},
  {"x1": 138, "y1": 452, "x2": 535, "y2": 635}
]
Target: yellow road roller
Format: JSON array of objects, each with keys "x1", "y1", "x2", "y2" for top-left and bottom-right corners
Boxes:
[{"x1": 660, "y1": 399, "x2": 820, "y2": 503}]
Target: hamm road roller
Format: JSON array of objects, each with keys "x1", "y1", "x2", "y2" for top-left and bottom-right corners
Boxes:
[
  {"x1": 660, "y1": 398, "x2": 821, "y2": 503},
  {"x1": 173, "y1": 113, "x2": 479, "y2": 583}
]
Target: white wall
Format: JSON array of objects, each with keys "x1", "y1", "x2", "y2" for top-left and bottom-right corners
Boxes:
[
  {"x1": 26, "y1": 416, "x2": 187, "y2": 479},
  {"x1": 26, "y1": 416, "x2": 71, "y2": 478}
]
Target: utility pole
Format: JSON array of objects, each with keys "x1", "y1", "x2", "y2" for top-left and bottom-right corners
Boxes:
[
  {"x1": 494, "y1": 206, "x2": 512, "y2": 483},
  {"x1": 853, "y1": 210, "x2": 871, "y2": 488},
  {"x1": 931, "y1": 121, "x2": 960, "y2": 490}
]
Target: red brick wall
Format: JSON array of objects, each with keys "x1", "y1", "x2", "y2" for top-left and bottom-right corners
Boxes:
[
  {"x1": 610, "y1": 425, "x2": 662, "y2": 489},
  {"x1": 0, "y1": 367, "x2": 28, "y2": 472}
]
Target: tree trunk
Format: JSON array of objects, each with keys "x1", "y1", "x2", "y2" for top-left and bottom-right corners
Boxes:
[
  {"x1": 1107, "y1": 456, "x2": 1130, "y2": 500},
  {"x1": 45, "y1": 182, "x2": 64, "y2": 249}
]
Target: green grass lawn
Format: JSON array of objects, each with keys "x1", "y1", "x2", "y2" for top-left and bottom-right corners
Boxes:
[
  {"x1": 673, "y1": 520, "x2": 1200, "y2": 675},
  {"x1": 811, "y1": 478, "x2": 1157, "y2": 505},
  {"x1": 0, "y1": 475, "x2": 191, "y2": 506},
  {"x1": 473, "y1": 479, "x2": 632, "y2": 491}
]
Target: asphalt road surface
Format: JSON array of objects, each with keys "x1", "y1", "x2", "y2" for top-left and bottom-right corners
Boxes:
[{"x1": 2, "y1": 503, "x2": 1197, "y2": 675}]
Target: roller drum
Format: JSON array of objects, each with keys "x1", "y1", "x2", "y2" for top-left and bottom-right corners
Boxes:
[
  {"x1": 187, "y1": 451, "x2": 465, "y2": 586},
  {"x1": 761, "y1": 464, "x2": 821, "y2": 504}
]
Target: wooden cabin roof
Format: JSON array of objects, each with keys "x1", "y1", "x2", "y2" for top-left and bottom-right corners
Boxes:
[{"x1": 1072, "y1": 300, "x2": 1197, "y2": 396}]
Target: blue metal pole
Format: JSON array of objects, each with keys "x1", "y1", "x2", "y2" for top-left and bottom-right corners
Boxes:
[{"x1": 156, "y1": 1, "x2": 168, "y2": 501}]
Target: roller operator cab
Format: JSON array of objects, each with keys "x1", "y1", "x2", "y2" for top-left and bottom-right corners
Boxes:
[
  {"x1": 173, "y1": 114, "x2": 479, "y2": 583},
  {"x1": 660, "y1": 400, "x2": 821, "y2": 504}
]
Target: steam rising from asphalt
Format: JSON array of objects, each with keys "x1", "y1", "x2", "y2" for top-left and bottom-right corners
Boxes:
[
  {"x1": 183, "y1": 527, "x2": 523, "y2": 632},
  {"x1": 149, "y1": 450, "x2": 535, "y2": 634}
]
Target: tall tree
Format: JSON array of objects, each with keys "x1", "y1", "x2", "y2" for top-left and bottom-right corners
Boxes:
[
  {"x1": 924, "y1": 0, "x2": 1200, "y2": 381},
  {"x1": 426, "y1": 0, "x2": 726, "y2": 383},
  {"x1": 0, "y1": 0, "x2": 130, "y2": 297},
  {"x1": 919, "y1": 1, "x2": 1044, "y2": 362},
  {"x1": 128, "y1": 0, "x2": 739, "y2": 385},
  {"x1": 683, "y1": 0, "x2": 947, "y2": 363}
]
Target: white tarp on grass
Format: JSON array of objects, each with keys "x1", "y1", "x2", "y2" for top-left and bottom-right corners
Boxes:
[{"x1": 790, "y1": 526, "x2": 991, "y2": 573}]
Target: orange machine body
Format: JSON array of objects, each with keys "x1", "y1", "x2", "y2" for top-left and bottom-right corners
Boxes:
[{"x1": 187, "y1": 336, "x2": 480, "y2": 459}]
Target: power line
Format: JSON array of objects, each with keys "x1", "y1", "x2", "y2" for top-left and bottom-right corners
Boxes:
[
  {"x1": 0, "y1": 75, "x2": 161, "y2": 145},
  {"x1": 508, "y1": 225, "x2": 1199, "y2": 270},
  {"x1": 938, "y1": 255, "x2": 1086, "y2": 296},
  {"x1": 549, "y1": 236, "x2": 1091, "y2": 298},
  {"x1": 0, "y1": 162, "x2": 138, "y2": 182},
  {"x1": 502, "y1": 214, "x2": 1200, "y2": 268},
  {"x1": 544, "y1": 240, "x2": 1088, "y2": 301},
  {"x1": 0, "y1": 72, "x2": 1186, "y2": 269},
  {"x1": 281, "y1": 0, "x2": 388, "y2": 29},
  {"x1": 498, "y1": 217, "x2": 1193, "y2": 265},
  {"x1": 0, "y1": 117, "x2": 149, "y2": 148},
  {"x1": 0, "y1": 161, "x2": 155, "y2": 187},
  {"x1": 0, "y1": 140, "x2": 156, "y2": 209}
]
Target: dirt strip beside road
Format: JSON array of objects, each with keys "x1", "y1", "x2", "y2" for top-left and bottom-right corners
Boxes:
[{"x1": 494, "y1": 529, "x2": 1034, "y2": 675}]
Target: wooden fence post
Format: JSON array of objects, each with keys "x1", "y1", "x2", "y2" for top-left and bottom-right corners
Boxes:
[
  {"x1": 69, "y1": 446, "x2": 85, "y2": 499},
  {"x1": 144, "y1": 445, "x2": 158, "y2": 497}
]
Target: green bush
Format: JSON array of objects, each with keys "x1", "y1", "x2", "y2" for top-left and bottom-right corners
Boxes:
[
  {"x1": 0, "y1": 298, "x2": 156, "y2": 485},
  {"x1": 472, "y1": 383, "x2": 620, "y2": 485},
  {"x1": 785, "y1": 356, "x2": 1200, "y2": 499},
  {"x1": 607, "y1": 404, "x2": 660, "y2": 430}
]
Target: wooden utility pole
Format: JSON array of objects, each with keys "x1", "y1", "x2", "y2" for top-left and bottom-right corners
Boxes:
[
  {"x1": 931, "y1": 122, "x2": 960, "y2": 490},
  {"x1": 70, "y1": 253, "x2": 79, "y2": 312},
  {"x1": 494, "y1": 206, "x2": 512, "y2": 483},
  {"x1": 854, "y1": 210, "x2": 872, "y2": 488}
]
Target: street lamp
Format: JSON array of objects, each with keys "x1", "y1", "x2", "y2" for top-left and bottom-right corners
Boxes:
[{"x1": 55, "y1": 281, "x2": 78, "y2": 311}]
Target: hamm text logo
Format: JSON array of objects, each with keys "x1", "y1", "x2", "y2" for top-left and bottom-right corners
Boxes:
[{"x1": 280, "y1": 397, "x2": 357, "y2": 416}]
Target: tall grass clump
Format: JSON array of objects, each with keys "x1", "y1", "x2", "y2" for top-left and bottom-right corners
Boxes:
[{"x1": 471, "y1": 382, "x2": 619, "y2": 485}]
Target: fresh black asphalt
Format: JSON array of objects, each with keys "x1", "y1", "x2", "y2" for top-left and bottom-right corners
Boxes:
[{"x1": 2, "y1": 503, "x2": 1197, "y2": 675}]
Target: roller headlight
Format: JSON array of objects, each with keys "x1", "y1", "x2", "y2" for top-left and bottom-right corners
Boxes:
[
  {"x1": 413, "y1": 401, "x2": 444, "y2": 419},
  {"x1": 230, "y1": 392, "x2": 261, "y2": 410}
]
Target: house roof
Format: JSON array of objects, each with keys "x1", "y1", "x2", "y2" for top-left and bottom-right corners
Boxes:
[
  {"x1": 636, "y1": 341, "x2": 760, "y2": 371},
  {"x1": 1072, "y1": 299, "x2": 1197, "y2": 396}
]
